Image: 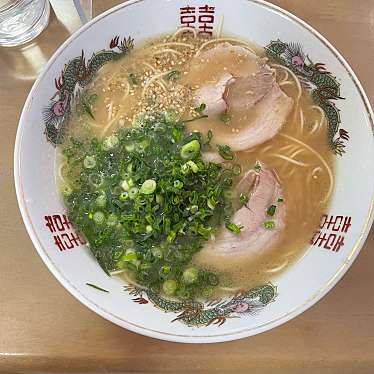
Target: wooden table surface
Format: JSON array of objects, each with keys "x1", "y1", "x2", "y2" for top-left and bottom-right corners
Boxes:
[{"x1": 1, "y1": 1, "x2": 374, "y2": 373}]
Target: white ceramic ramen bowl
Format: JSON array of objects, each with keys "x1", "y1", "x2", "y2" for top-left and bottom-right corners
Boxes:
[{"x1": 14, "y1": 0, "x2": 374, "y2": 343}]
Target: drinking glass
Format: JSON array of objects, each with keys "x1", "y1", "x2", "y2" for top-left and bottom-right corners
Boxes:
[{"x1": 0, "y1": 0, "x2": 50, "y2": 47}]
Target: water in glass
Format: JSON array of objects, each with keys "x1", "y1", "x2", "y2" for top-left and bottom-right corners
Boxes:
[{"x1": 0, "y1": 0, "x2": 50, "y2": 47}]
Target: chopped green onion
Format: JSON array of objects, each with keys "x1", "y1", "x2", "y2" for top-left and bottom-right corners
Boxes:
[
  {"x1": 88, "y1": 94, "x2": 97, "y2": 103},
  {"x1": 140, "y1": 263, "x2": 151, "y2": 271},
  {"x1": 93, "y1": 211, "x2": 105, "y2": 225},
  {"x1": 239, "y1": 193, "x2": 249, "y2": 205},
  {"x1": 220, "y1": 113, "x2": 231, "y2": 124},
  {"x1": 204, "y1": 129, "x2": 213, "y2": 147},
  {"x1": 132, "y1": 259, "x2": 141, "y2": 269},
  {"x1": 254, "y1": 163, "x2": 262, "y2": 173},
  {"x1": 167, "y1": 230, "x2": 176, "y2": 242},
  {"x1": 133, "y1": 115, "x2": 147, "y2": 129},
  {"x1": 201, "y1": 287, "x2": 213, "y2": 298},
  {"x1": 145, "y1": 214, "x2": 154, "y2": 225},
  {"x1": 189, "y1": 191, "x2": 198, "y2": 204},
  {"x1": 186, "y1": 160, "x2": 199, "y2": 173},
  {"x1": 81, "y1": 97, "x2": 95, "y2": 120},
  {"x1": 60, "y1": 183, "x2": 72, "y2": 196},
  {"x1": 164, "y1": 110, "x2": 177, "y2": 124},
  {"x1": 190, "y1": 205, "x2": 199, "y2": 214},
  {"x1": 181, "y1": 163, "x2": 189, "y2": 175},
  {"x1": 161, "y1": 265, "x2": 171, "y2": 274},
  {"x1": 174, "y1": 180, "x2": 183, "y2": 189},
  {"x1": 217, "y1": 145, "x2": 234, "y2": 160},
  {"x1": 129, "y1": 187, "x2": 139, "y2": 199},
  {"x1": 156, "y1": 194, "x2": 164, "y2": 204},
  {"x1": 277, "y1": 197, "x2": 284, "y2": 203},
  {"x1": 86, "y1": 283, "x2": 109, "y2": 293},
  {"x1": 121, "y1": 251, "x2": 137, "y2": 262},
  {"x1": 226, "y1": 222, "x2": 242, "y2": 234},
  {"x1": 223, "y1": 176, "x2": 233, "y2": 187},
  {"x1": 140, "y1": 179, "x2": 156, "y2": 194},
  {"x1": 83, "y1": 155, "x2": 96, "y2": 169},
  {"x1": 263, "y1": 220, "x2": 275, "y2": 229},
  {"x1": 180, "y1": 140, "x2": 201, "y2": 160},
  {"x1": 102, "y1": 135, "x2": 119, "y2": 150},
  {"x1": 232, "y1": 164, "x2": 241, "y2": 176},
  {"x1": 182, "y1": 160, "x2": 199, "y2": 174},
  {"x1": 266, "y1": 205, "x2": 277, "y2": 217},
  {"x1": 121, "y1": 180, "x2": 130, "y2": 191},
  {"x1": 151, "y1": 247, "x2": 163, "y2": 258},
  {"x1": 88, "y1": 173, "x2": 103, "y2": 188},
  {"x1": 182, "y1": 267, "x2": 198, "y2": 284},
  {"x1": 125, "y1": 142, "x2": 135, "y2": 152},
  {"x1": 194, "y1": 103, "x2": 206, "y2": 114},
  {"x1": 207, "y1": 197, "x2": 217, "y2": 210},
  {"x1": 128, "y1": 73, "x2": 138, "y2": 85},
  {"x1": 162, "y1": 279, "x2": 177, "y2": 295},
  {"x1": 95, "y1": 193, "x2": 107, "y2": 207},
  {"x1": 172, "y1": 195, "x2": 181, "y2": 204},
  {"x1": 207, "y1": 273, "x2": 219, "y2": 286},
  {"x1": 139, "y1": 139, "x2": 149, "y2": 151},
  {"x1": 163, "y1": 218, "x2": 171, "y2": 234},
  {"x1": 172, "y1": 126, "x2": 182, "y2": 142},
  {"x1": 183, "y1": 115, "x2": 208, "y2": 123},
  {"x1": 166, "y1": 70, "x2": 181, "y2": 81},
  {"x1": 106, "y1": 213, "x2": 118, "y2": 226},
  {"x1": 198, "y1": 225, "x2": 211, "y2": 239},
  {"x1": 119, "y1": 191, "x2": 129, "y2": 201}
]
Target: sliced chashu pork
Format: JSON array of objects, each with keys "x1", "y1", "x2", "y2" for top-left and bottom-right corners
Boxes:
[
  {"x1": 223, "y1": 83, "x2": 294, "y2": 151},
  {"x1": 224, "y1": 68, "x2": 275, "y2": 111},
  {"x1": 194, "y1": 73, "x2": 234, "y2": 116},
  {"x1": 193, "y1": 43, "x2": 263, "y2": 115},
  {"x1": 196, "y1": 163, "x2": 285, "y2": 263},
  {"x1": 191, "y1": 43, "x2": 293, "y2": 151},
  {"x1": 192, "y1": 43, "x2": 263, "y2": 79}
]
